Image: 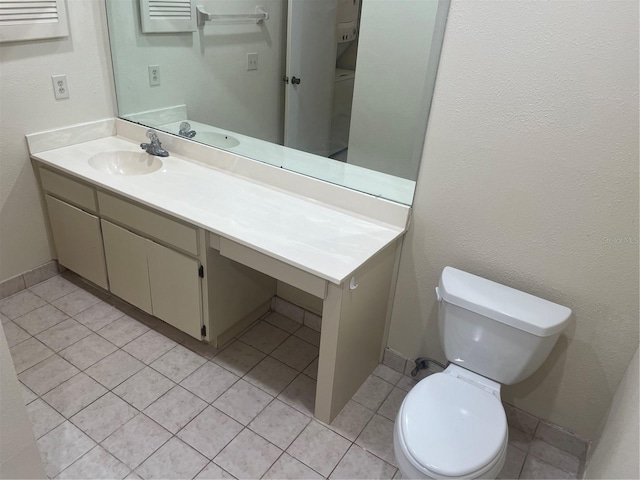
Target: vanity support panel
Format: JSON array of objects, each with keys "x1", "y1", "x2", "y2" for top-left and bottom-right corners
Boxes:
[
  {"x1": 206, "y1": 235, "x2": 276, "y2": 348},
  {"x1": 315, "y1": 241, "x2": 398, "y2": 423}
]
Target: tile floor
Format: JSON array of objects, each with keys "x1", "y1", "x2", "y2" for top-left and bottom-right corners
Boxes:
[{"x1": 2, "y1": 273, "x2": 585, "y2": 479}]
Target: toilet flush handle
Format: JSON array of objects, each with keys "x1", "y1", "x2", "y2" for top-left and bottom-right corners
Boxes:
[{"x1": 435, "y1": 286, "x2": 442, "y2": 301}]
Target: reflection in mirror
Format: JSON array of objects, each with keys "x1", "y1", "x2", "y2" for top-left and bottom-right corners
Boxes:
[{"x1": 106, "y1": 0, "x2": 449, "y2": 205}]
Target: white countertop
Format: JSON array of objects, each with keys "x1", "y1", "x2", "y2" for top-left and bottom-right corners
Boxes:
[{"x1": 31, "y1": 135, "x2": 405, "y2": 285}]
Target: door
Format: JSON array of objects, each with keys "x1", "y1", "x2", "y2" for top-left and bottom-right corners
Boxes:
[
  {"x1": 101, "y1": 220, "x2": 152, "y2": 313},
  {"x1": 284, "y1": 0, "x2": 338, "y2": 157},
  {"x1": 45, "y1": 195, "x2": 108, "y2": 289},
  {"x1": 146, "y1": 239, "x2": 202, "y2": 339}
]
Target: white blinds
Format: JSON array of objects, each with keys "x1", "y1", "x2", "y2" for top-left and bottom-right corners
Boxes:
[
  {"x1": 140, "y1": 0, "x2": 196, "y2": 33},
  {"x1": 0, "y1": 0, "x2": 69, "y2": 42}
]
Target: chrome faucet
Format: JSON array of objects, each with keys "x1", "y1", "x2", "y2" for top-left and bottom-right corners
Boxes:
[
  {"x1": 179, "y1": 121, "x2": 196, "y2": 138},
  {"x1": 140, "y1": 130, "x2": 169, "y2": 157}
]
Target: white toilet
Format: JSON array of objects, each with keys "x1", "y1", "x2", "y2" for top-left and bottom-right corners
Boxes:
[{"x1": 394, "y1": 267, "x2": 572, "y2": 479}]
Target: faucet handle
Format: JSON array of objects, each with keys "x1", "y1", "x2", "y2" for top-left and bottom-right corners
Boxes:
[
  {"x1": 146, "y1": 129, "x2": 159, "y2": 142},
  {"x1": 180, "y1": 122, "x2": 191, "y2": 133}
]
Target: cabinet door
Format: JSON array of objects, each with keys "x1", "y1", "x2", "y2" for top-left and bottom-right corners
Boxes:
[
  {"x1": 45, "y1": 195, "x2": 108, "y2": 289},
  {"x1": 101, "y1": 220, "x2": 152, "y2": 313},
  {"x1": 146, "y1": 239, "x2": 202, "y2": 339}
]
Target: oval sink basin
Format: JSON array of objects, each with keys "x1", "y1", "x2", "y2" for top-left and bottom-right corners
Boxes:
[
  {"x1": 89, "y1": 151, "x2": 163, "y2": 175},
  {"x1": 196, "y1": 132, "x2": 240, "y2": 149}
]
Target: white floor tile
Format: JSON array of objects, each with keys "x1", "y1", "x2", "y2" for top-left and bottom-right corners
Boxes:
[
  {"x1": 70, "y1": 392, "x2": 137, "y2": 443},
  {"x1": 330, "y1": 444, "x2": 397, "y2": 479},
  {"x1": 59, "y1": 333, "x2": 118, "y2": 371},
  {"x1": 211, "y1": 340, "x2": 266, "y2": 377},
  {"x1": 263, "y1": 453, "x2": 323, "y2": 480},
  {"x1": 136, "y1": 437, "x2": 209, "y2": 480},
  {"x1": 18, "y1": 354, "x2": 79, "y2": 396},
  {"x1": 194, "y1": 462, "x2": 236, "y2": 479},
  {"x1": 52, "y1": 289, "x2": 102, "y2": 317},
  {"x1": 352, "y1": 374, "x2": 394, "y2": 411},
  {"x1": 57, "y1": 445, "x2": 130, "y2": 480},
  {"x1": 97, "y1": 315, "x2": 149, "y2": 347},
  {"x1": 245, "y1": 356, "x2": 298, "y2": 396},
  {"x1": 2, "y1": 321, "x2": 30, "y2": 347},
  {"x1": 271, "y1": 336, "x2": 319, "y2": 371},
  {"x1": 9, "y1": 337, "x2": 54, "y2": 373},
  {"x1": 177, "y1": 406, "x2": 243, "y2": 459},
  {"x1": 36, "y1": 421, "x2": 95, "y2": 478},
  {"x1": 86, "y1": 350, "x2": 145, "y2": 389},
  {"x1": 145, "y1": 385, "x2": 207, "y2": 434},
  {"x1": 123, "y1": 330, "x2": 177, "y2": 364},
  {"x1": 329, "y1": 400, "x2": 375, "y2": 442},
  {"x1": 74, "y1": 301, "x2": 125, "y2": 332},
  {"x1": 113, "y1": 367, "x2": 175, "y2": 410},
  {"x1": 42, "y1": 372, "x2": 108, "y2": 418},
  {"x1": 36, "y1": 318, "x2": 91, "y2": 351},
  {"x1": 26, "y1": 398, "x2": 65, "y2": 439},
  {"x1": 180, "y1": 361, "x2": 239, "y2": 403},
  {"x1": 102, "y1": 414, "x2": 172, "y2": 470},
  {"x1": 287, "y1": 421, "x2": 351, "y2": 477},
  {"x1": 0, "y1": 290, "x2": 47, "y2": 319},
  {"x1": 13, "y1": 304, "x2": 68, "y2": 335},
  {"x1": 248, "y1": 399, "x2": 310, "y2": 449},
  {"x1": 30, "y1": 275, "x2": 79, "y2": 303},
  {"x1": 355, "y1": 414, "x2": 397, "y2": 466},
  {"x1": 214, "y1": 429, "x2": 282, "y2": 479},
  {"x1": 150, "y1": 344, "x2": 207, "y2": 383},
  {"x1": 278, "y1": 373, "x2": 316, "y2": 417},
  {"x1": 213, "y1": 379, "x2": 273, "y2": 426},
  {"x1": 239, "y1": 321, "x2": 290, "y2": 354}
]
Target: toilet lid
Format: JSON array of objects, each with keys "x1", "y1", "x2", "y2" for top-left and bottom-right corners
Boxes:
[{"x1": 399, "y1": 373, "x2": 507, "y2": 478}]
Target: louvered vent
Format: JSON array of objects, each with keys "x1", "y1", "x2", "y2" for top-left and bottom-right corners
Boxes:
[
  {"x1": 140, "y1": 0, "x2": 196, "y2": 33},
  {"x1": 0, "y1": 0, "x2": 69, "y2": 42}
]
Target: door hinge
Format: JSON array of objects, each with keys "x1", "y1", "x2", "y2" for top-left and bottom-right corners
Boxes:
[
  {"x1": 198, "y1": 265, "x2": 204, "y2": 278},
  {"x1": 201, "y1": 325, "x2": 206, "y2": 337}
]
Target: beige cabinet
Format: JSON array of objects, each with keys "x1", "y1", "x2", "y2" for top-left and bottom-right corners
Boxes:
[
  {"x1": 45, "y1": 195, "x2": 108, "y2": 289},
  {"x1": 147, "y1": 240, "x2": 202, "y2": 338},
  {"x1": 101, "y1": 220, "x2": 202, "y2": 339},
  {"x1": 101, "y1": 220, "x2": 152, "y2": 314}
]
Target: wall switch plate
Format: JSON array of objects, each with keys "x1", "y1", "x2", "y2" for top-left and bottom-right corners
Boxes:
[
  {"x1": 51, "y1": 75, "x2": 69, "y2": 99},
  {"x1": 148, "y1": 65, "x2": 160, "y2": 86},
  {"x1": 247, "y1": 53, "x2": 258, "y2": 71}
]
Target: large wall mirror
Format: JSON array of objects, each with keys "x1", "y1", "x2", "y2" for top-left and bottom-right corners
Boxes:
[{"x1": 106, "y1": 0, "x2": 449, "y2": 205}]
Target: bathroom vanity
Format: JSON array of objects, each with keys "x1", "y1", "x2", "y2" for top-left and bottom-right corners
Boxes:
[{"x1": 28, "y1": 119, "x2": 409, "y2": 423}]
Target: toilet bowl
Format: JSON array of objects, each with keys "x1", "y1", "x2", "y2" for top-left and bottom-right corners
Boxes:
[
  {"x1": 393, "y1": 267, "x2": 572, "y2": 479},
  {"x1": 394, "y1": 365, "x2": 508, "y2": 479}
]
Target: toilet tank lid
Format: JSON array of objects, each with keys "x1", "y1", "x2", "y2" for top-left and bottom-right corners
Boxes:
[{"x1": 438, "y1": 267, "x2": 572, "y2": 337}]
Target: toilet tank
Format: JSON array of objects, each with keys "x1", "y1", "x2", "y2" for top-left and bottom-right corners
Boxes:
[{"x1": 437, "y1": 267, "x2": 572, "y2": 385}]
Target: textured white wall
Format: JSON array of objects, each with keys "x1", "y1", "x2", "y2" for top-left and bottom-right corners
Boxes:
[
  {"x1": 108, "y1": 0, "x2": 286, "y2": 145},
  {"x1": 0, "y1": 0, "x2": 116, "y2": 282},
  {"x1": 0, "y1": 326, "x2": 45, "y2": 478},
  {"x1": 387, "y1": 0, "x2": 639, "y2": 439},
  {"x1": 585, "y1": 347, "x2": 639, "y2": 479}
]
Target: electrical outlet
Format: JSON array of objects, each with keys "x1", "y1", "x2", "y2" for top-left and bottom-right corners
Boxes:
[
  {"x1": 247, "y1": 53, "x2": 258, "y2": 71},
  {"x1": 148, "y1": 65, "x2": 160, "y2": 86},
  {"x1": 51, "y1": 75, "x2": 69, "y2": 100}
]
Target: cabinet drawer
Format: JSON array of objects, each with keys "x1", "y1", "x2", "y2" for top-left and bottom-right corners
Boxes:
[
  {"x1": 98, "y1": 191, "x2": 198, "y2": 256},
  {"x1": 219, "y1": 237, "x2": 327, "y2": 299},
  {"x1": 40, "y1": 168, "x2": 97, "y2": 212}
]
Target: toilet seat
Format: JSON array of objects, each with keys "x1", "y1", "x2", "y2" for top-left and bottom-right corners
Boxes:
[{"x1": 396, "y1": 370, "x2": 508, "y2": 478}]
